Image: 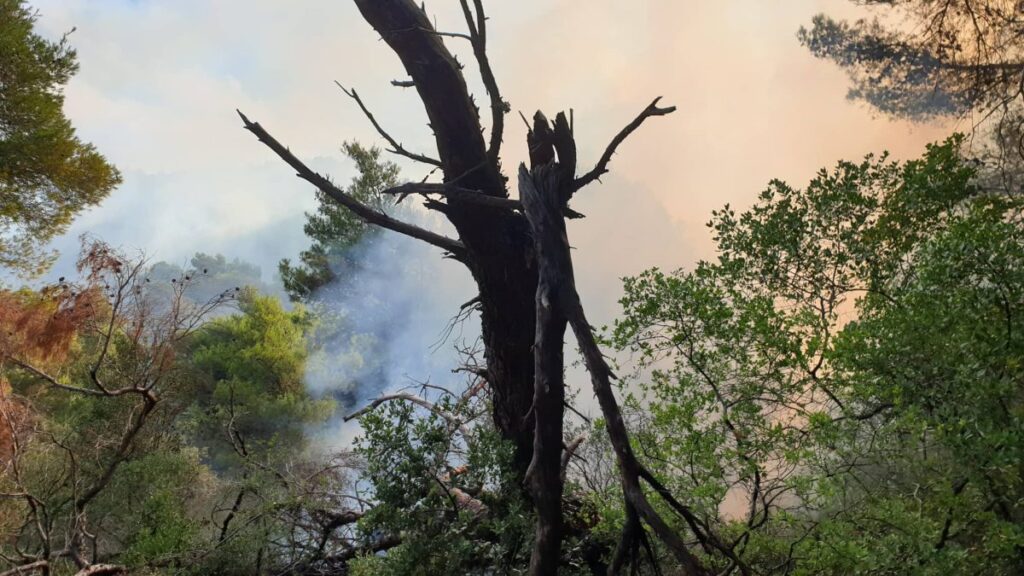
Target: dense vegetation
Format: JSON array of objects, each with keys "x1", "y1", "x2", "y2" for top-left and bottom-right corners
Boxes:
[{"x1": 1, "y1": 1, "x2": 1022, "y2": 574}]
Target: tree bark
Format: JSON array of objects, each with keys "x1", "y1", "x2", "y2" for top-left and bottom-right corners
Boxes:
[
  {"x1": 353, "y1": 0, "x2": 540, "y2": 479},
  {"x1": 521, "y1": 164, "x2": 571, "y2": 575}
]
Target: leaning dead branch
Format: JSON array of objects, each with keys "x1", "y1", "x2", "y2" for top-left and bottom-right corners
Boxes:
[
  {"x1": 236, "y1": 110, "x2": 466, "y2": 258},
  {"x1": 565, "y1": 280, "x2": 710, "y2": 576}
]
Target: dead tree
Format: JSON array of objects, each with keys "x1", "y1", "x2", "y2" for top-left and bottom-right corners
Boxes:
[
  {"x1": 239, "y1": 1, "x2": 731, "y2": 573},
  {"x1": 0, "y1": 240, "x2": 233, "y2": 576}
]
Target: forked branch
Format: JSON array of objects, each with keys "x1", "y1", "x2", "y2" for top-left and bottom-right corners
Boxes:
[
  {"x1": 572, "y1": 97, "x2": 677, "y2": 195},
  {"x1": 458, "y1": 0, "x2": 507, "y2": 162},
  {"x1": 237, "y1": 110, "x2": 466, "y2": 258}
]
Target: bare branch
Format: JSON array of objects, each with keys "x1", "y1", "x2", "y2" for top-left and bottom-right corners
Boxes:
[
  {"x1": 9, "y1": 360, "x2": 109, "y2": 397},
  {"x1": 459, "y1": 0, "x2": 507, "y2": 162},
  {"x1": 572, "y1": 97, "x2": 677, "y2": 194},
  {"x1": 560, "y1": 434, "x2": 587, "y2": 483},
  {"x1": 458, "y1": 0, "x2": 479, "y2": 37},
  {"x1": 427, "y1": 29, "x2": 473, "y2": 42},
  {"x1": 335, "y1": 82, "x2": 442, "y2": 167},
  {"x1": 343, "y1": 392, "x2": 471, "y2": 437},
  {"x1": 382, "y1": 182, "x2": 520, "y2": 211},
  {"x1": 353, "y1": 0, "x2": 506, "y2": 195},
  {"x1": 563, "y1": 399, "x2": 592, "y2": 424},
  {"x1": 72, "y1": 565, "x2": 126, "y2": 576},
  {"x1": 236, "y1": 110, "x2": 466, "y2": 257},
  {"x1": 0, "y1": 560, "x2": 49, "y2": 576}
]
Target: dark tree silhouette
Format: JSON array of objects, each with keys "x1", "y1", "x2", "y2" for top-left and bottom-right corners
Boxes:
[
  {"x1": 800, "y1": 1, "x2": 1024, "y2": 194},
  {"x1": 800, "y1": 1, "x2": 1023, "y2": 121},
  {"x1": 239, "y1": 2, "x2": 728, "y2": 573}
]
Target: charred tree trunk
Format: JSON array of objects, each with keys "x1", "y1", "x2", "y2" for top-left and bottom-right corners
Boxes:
[
  {"x1": 517, "y1": 112, "x2": 710, "y2": 575},
  {"x1": 521, "y1": 163, "x2": 571, "y2": 575},
  {"x1": 351, "y1": 0, "x2": 539, "y2": 478},
  {"x1": 240, "y1": 1, "x2": 728, "y2": 573}
]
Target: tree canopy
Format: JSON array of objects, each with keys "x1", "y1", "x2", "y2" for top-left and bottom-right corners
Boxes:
[
  {"x1": 799, "y1": 1, "x2": 1023, "y2": 121},
  {"x1": 608, "y1": 135, "x2": 1024, "y2": 574},
  {"x1": 0, "y1": 0, "x2": 121, "y2": 276},
  {"x1": 279, "y1": 143, "x2": 398, "y2": 302}
]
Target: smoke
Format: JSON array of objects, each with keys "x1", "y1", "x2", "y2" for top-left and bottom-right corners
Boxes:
[{"x1": 302, "y1": 211, "x2": 478, "y2": 449}]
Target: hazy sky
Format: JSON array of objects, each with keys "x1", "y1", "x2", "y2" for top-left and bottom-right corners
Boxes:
[{"x1": 32, "y1": 0, "x2": 952, "y2": 357}]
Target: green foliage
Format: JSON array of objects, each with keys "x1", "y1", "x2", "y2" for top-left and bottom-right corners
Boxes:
[
  {"x1": 611, "y1": 136, "x2": 1024, "y2": 573},
  {"x1": 0, "y1": 0, "x2": 121, "y2": 275},
  {"x1": 279, "y1": 142, "x2": 399, "y2": 301},
  {"x1": 353, "y1": 395, "x2": 534, "y2": 575},
  {"x1": 0, "y1": 269, "x2": 344, "y2": 574},
  {"x1": 187, "y1": 289, "x2": 335, "y2": 465},
  {"x1": 102, "y1": 449, "x2": 210, "y2": 568}
]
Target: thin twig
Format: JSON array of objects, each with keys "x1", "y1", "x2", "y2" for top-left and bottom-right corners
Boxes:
[
  {"x1": 335, "y1": 82, "x2": 442, "y2": 167},
  {"x1": 343, "y1": 392, "x2": 471, "y2": 437}
]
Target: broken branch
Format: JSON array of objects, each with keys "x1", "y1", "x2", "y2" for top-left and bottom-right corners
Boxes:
[
  {"x1": 382, "y1": 182, "x2": 521, "y2": 211},
  {"x1": 560, "y1": 434, "x2": 587, "y2": 483}
]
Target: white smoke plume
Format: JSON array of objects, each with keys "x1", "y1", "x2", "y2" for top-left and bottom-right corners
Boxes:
[{"x1": 302, "y1": 214, "x2": 478, "y2": 449}]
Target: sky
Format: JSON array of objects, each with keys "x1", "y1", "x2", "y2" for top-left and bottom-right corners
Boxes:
[{"x1": 29, "y1": 0, "x2": 954, "y2": 416}]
